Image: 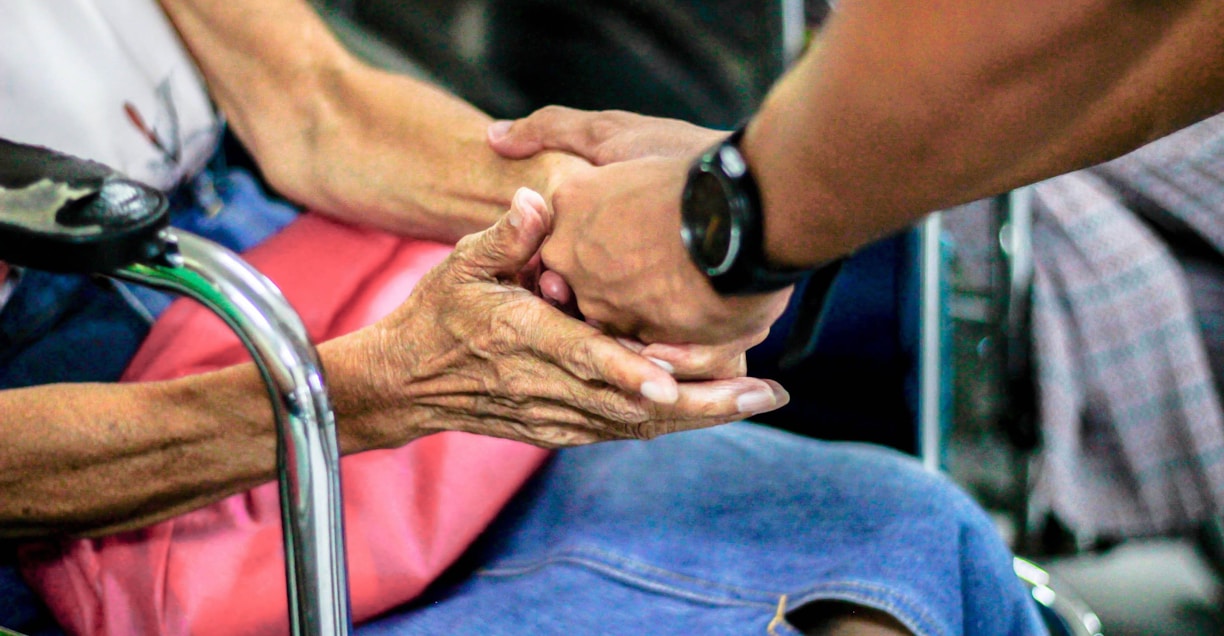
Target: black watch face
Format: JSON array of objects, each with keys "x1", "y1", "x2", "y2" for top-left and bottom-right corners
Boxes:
[{"x1": 682, "y1": 170, "x2": 739, "y2": 275}]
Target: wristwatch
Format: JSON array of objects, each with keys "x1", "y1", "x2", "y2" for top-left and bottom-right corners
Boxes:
[{"x1": 680, "y1": 126, "x2": 810, "y2": 295}]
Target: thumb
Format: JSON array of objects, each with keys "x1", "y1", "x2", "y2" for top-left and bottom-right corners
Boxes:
[
  {"x1": 455, "y1": 187, "x2": 551, "y2": 278},
  {"x1": 487, "y1": 106, "x2": 607, "y2": 161},
  {"x1": 487, "y1": 118, "x2": 544, "y2": 159}
]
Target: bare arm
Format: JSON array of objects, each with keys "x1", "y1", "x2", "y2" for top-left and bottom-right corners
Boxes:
[
  {"x1": 0, "y1": 367, "x2": 280, "y2": 538},
  {"x1": 482, "y1": 0, "x2": 1222, "y2": 343},
  {"x1": 0, "y1": 194, "x2": 784, "y2": 538},
  {"x1": 751, "y1": 0, "x2": 1224, "y2": 267},
  {"x1": 156, "y1": 0, "x2": 580, "y2": 241}
]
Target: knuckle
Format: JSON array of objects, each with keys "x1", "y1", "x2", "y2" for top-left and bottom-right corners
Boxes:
[
  {"x1": 550, "y1": 178, "x2": 579, "y2": 211},
  {"x1": 536, "y1": 104, "x2": 569, "y2": 117},
  {"x1": 687, "y1": 347, "x2": 718, "y2": 371},
  {"x1": 535, "y1": 105, "x2": 571, "y2": 126},
  {"x1": 593, "y1": 390, "x2": 647, "y2": 427},
  {"x1": 748, "y1": 327, "x2": 771, "y2": 348},
  {"x1": 587, "y1": 115, "x2": 619, "y2": 144},
  {"x1": 627, "y1": 418, "x2": 665, "y2": 441},
  {"x1": 558, "y1": 337, "x2": 599, "y2": 381}
]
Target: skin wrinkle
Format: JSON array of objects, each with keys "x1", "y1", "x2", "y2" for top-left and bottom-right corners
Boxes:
[
  {"x1": 10, "y1": 417, "x2": 193, "y2": 481},
  {"x1": 449, "y1": 1, "x2": 1213, "y2": 631},
  {"x1": 546, "y1": 336, "x2": 602, "y2": 383},
  {"x1": 481, "y1": 0, "x2": 1220, "y2": 344},
  {"x1": 166, "y1": 0, "x2": 580, "y2": 242}
]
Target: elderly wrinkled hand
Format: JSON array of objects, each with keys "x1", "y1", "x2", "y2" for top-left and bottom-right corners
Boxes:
[
  {"x1": 346, "y1": 188, "x2": 788, "y2": 449},
  {"x1": 535, "y1": 249, "x2": 768, "y2": 381}
]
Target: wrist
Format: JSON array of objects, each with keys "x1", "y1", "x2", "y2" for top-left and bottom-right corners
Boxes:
[
  {"x1": 316, "y1": 326, "x2": 433, "y2": 453},
  {"x1": 679, "y1": 125, "x2": 811, "y2": 296}
]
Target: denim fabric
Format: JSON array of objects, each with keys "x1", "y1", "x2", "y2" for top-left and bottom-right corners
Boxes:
[
  {"x1": 360, "y1": 423, "x2": 1046, "y2": 636},
  {"x1": 0, "y1": 165, "x2": 296, "y2": 635}
]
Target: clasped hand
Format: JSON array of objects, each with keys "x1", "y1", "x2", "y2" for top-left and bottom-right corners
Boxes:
[
  {"x1": 488, "y1": 107, "x2": 793, "y2": 347},
  {"x1": 343, "y1": 188, "x2": 787, "y2": 450}
]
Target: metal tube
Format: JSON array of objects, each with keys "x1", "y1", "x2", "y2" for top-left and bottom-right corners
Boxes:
[
  {"x1": 1004, "y1": 186, "x2": 1035, "y2": 336},
  {"x1": 918, "y1": 213, "x2": 944, "y2": 473},
  {"x1": 114, "y1": 229, "x2": 351, "y2": 636},
  {"x1": 780, "y1": 0, "x2": 807, "y2": 65}
]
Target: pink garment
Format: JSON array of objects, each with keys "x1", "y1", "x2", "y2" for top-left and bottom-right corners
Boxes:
[{"x1": 19, "y1": 213, "x2": 551, "y2": 635}]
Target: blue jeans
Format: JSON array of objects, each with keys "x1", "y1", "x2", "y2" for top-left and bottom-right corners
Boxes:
[
  {"x1": 358, "y1": 424, "x2": 1044, "y2": 636},
  {"x1": 2, "y1": 426, "x2": 1044, "y2": 636}
]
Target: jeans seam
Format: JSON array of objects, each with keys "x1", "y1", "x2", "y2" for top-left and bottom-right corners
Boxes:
[
  {"x1": 478, "y1": 553, "x2": 940, "y2": 636},
  {"x1": 477, "y1": 549, "x2": 780, "y2": 610}
]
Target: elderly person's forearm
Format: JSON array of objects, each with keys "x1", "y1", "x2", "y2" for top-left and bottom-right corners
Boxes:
[
  {"x1": 157, "y1": 0, "x2": 583, "y2": 241},
  {"x1": 0, "y1": 366, "x2": 295, "y2": 538}
]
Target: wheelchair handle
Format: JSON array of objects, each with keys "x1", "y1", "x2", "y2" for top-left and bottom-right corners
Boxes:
[
  {"x1": 0, "y1": 139, "x2": 352, "y2": 636},
  {"x1": 0, "y1": 139, "x2": 168, "y2": 273}
]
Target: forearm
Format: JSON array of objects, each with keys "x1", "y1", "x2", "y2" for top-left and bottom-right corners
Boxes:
[
  {"x1": 749, "y1": 0, "x2": 1224, "y2": 267},
  {"x1": 0, "y1": 367, "x2": 279, "y2": 538},
  {"x1": 0, "y1": 329, "x2": 422, "y2": 539},
  {"x1": 158, "y1": 0, "x2": 576, "y2": 241}
]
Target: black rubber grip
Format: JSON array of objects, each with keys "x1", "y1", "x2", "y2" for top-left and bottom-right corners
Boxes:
[{"x1": 0, "y1": 139, "x2": 169, "y2": 273}]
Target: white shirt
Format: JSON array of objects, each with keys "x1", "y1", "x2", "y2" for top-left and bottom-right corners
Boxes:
[
  {"x1": 0, "y1": 0, "x2": 219, "y2": 310},
  {"x1": 0, "y1": 0, "x2": 220, "y2": 191}
]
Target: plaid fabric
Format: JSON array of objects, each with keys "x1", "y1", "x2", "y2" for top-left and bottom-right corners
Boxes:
[{"x1": 1029, "y1": 114, "x2": 1224, "y2": 537}]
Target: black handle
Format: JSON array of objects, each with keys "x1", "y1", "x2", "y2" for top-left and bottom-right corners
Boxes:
[{"x1": 0, "y1": 139, "x2": 169, "y2": 273}]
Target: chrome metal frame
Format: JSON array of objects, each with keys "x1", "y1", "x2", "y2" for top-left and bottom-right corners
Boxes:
[
  {"x1": 114, "y1": 229, "x2": 351, "y2": 636},
  {"x1": 918, "y1": 212, "x2": 945, "y2": 473},
  {"x1": 1014, "y1": 557, "x2": 1104, "y2": 636}
]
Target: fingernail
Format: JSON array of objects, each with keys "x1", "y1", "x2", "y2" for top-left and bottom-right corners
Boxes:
[
  {"x1": 736, "y1": 390, "x2": 776, "y2": 413},
  {"x1": 506, "y1": 205, "x2": 523, "y2": 228},
  {"x1": 640, "y1": 380, "x2": 679, "y2": 404},
  {"x1": 773, "y1": 385, "x2": 791, "y2": 407},
  {"x1": 646, "y1": 357, "x2": 674, "y2": 374},
  {"x1": 515, "y1": 186, "x2": 546, "y2": 211},
  {"x1": 488, "y1": 120, "x2": 513, "y2": 141}
]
